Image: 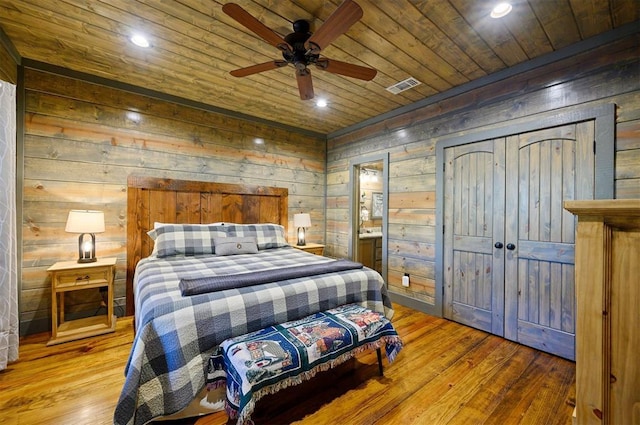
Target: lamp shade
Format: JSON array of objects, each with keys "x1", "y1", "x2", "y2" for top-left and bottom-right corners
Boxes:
[
  {"x1": 65, "y1": 210, "x2": 105, "y2": 234},
  {"x1": 293, "y1": 213, "x2": 311, "y2": 228}
]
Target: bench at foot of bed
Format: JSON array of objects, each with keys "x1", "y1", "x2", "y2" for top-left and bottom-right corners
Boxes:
[{"x1": 206, "y1": 303, "x2": 403, "y2": 425}]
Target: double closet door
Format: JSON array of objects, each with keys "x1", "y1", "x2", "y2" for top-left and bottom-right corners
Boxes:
[{"x1": 443, "y1": 121, "x2": 595, "y2": 360}]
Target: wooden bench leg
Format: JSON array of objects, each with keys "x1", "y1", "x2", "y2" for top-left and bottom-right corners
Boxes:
[{"x1": 376, "y1": 347, "x2": 383, "y2": 376}]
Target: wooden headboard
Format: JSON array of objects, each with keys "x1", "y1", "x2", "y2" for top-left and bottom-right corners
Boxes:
[{"x1": 126, "y1": 176, "x2": 289, "y2": 316}]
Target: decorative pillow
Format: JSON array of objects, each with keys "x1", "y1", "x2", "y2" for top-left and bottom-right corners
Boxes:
[
  {"x1": 223, "y1": 224, "x2": 289, "y2": 250},
  {"x1": 214, "y1": 237, "x2": 258, "y2": 256},
  {"x1": 147, "y1": 224, "x2": 226, "y2": 257}
]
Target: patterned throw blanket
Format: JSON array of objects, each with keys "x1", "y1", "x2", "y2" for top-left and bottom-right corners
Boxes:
[{"x1": 207, "y1": 304, "x2": 403, "y2": 425}]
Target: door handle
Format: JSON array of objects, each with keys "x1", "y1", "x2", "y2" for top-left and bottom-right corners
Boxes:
[
  {"x1": 506, "y1": 243, "x2": 516, "y2": 250},
  {"x1": 494, "y1": 242, "x2": 503, "y2": 249}
]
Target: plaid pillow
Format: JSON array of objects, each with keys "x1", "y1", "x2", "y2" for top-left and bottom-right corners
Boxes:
[
  {"x1": 147, "y1": 224, "x2": 227, "y2": 257},
  {"x1": 223, "y1": 224, "x2": 289, "y2": 250}
]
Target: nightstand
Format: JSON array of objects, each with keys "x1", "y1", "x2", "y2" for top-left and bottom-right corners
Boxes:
[
  {"x1": 292, "y1": 242, "x2": 325, "y2": 256},
  {"x1": 47, "y1": 257, "x2": 117, "y2": 346}
]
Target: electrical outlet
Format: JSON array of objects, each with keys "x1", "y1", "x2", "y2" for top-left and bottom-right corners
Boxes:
[{"x1": 402, "y1": 273, "x2": 410, "y2": 287}]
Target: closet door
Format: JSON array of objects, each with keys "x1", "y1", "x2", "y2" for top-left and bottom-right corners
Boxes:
[
  {"x1": 443, "y1": 139, "x2": 506, "y2": 336},
  {"x1": 444, "y1": 121, "x2": 594, "y2": 360},
  {"x1": 503, "y1": 122, "x2": 594, "y2": 360}
]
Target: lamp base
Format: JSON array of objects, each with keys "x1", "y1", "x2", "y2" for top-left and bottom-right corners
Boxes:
[
  {"x1": 77, "y1": 257, "x2": 97, "y2": 263},
  {"x1": 296, "y1": 227, "x2": 306, "y2": 246},
  {"x1": 77, "y1": 233, "x2": 98, "y2": 263}
]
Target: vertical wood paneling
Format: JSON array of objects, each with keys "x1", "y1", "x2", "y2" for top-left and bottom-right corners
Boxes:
[
  {"x1": 244, "y1": 195, "x2": 260, "y2": 224},
  {"x1": 528, "y1": 142, "x2": 541, "y2": 242},
  {"x1": 562, "y1": 141, "x2": 577, "y2": 244},
  {"x1": 461, "y1": 154, "x2": 470, "y2": 237},
  {"x1": 549, "y1": 262, "x2": 562, "y2": 329},
  {"x1": 517, "y1": 259, "x2": 528, "y2": 321},
  {"x1": 223, "y1": 194, "x2": 244, "y2": 224},
  {"x1": 550, "y1": 139, "x2": 563, "y2": 242},
  {"x1": 176, "y1": 192, "x2": 201, "y2": 223},
  {"x1": 201, "y1": 193, "x2": 223, "y2": 223},
  {"x1": 469, "y1": 154, "x2": 477, "y2": 235},
  {"x1": 539, "y1": 141, "x2": 552, "y2": 241},
  {"x1": 149, "y1": 190, "x2": 177, "y2": 225},
  {"x1": 518, "y1": 146, "x2": 530, "y2": 241},
  {"x1": 539, "y1": 261, "x2": 550, "y2": 327},
  {"x1": 259, "y1": 197, "x2": 280, "y2": 224}
]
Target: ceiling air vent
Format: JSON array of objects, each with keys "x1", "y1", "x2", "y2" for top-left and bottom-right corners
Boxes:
[{"x1": 386, "y1": 77, "x2": 421, "y2": 94}]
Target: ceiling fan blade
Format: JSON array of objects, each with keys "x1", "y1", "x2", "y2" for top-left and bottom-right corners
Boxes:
[
  {"x1": 296, "y1": 69, "x2": 314, "y2": 100},
  {"x1": 222, "y1": 3, "x2": 288, "y2": 49},
  {"x1": 305, "y1": 0, "x2": 363, "y2": 53},
  {"x1": 315, "y1": 58, "x2": 376, "y2": 81},
  {"x1": 230, "y1": 61, "x2": 287, "y2": 77}
]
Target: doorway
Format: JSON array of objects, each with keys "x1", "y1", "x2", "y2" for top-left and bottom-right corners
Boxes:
[
  {"x1": 350, "y1": 154, "x2": 389, "y2": 284},
  {"x1": 443, "y1": 122, "x2": 596, "y2": 360},
  {"x1": 435, "y1": 104, "x2": 615, "y2": 361}
]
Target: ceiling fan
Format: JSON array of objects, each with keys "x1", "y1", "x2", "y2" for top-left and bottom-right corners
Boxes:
[{"x1": 222, "y1": 0, "x2": 377, "y2": 100}]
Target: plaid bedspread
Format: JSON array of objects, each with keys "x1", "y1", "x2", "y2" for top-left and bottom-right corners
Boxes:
[
  {"x1": 209, "y1": 304, "x2": 403, "y2": 425},
  {"x1": 114, "y1": 247, "x2": 393, "y2": 425}
]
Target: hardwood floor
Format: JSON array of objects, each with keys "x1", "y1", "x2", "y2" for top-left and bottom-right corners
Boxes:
[{"x1": 0, "y1": 304, "x2": 576, "y2": 425}]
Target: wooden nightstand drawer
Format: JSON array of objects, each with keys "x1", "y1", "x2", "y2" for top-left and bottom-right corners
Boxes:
[
  {"x1": 303, "y1": 246, "x2": 324, "y2": 255},
  {"x1": 55, "y1": 267, "x2": 111, "y2": 289},
  {"x1": 292, "y1": 243, "x2": 325, "y2": 256}
]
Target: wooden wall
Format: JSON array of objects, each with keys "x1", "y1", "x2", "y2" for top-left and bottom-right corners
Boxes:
[
  {"x1": 20, "y1": 68, "x2": 326, "y2": 334},
  {"x1": 0, "y1": 33, "x2": 17, "y2": 84},
  {"x1": 326, "y1": 34, "x2": 640, "y2": 311}
]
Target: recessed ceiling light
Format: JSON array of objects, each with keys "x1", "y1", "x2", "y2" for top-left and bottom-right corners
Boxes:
[
  {"x1": 254, "y1": 138, "x2": 264, "y2": 145},
  {"x1": 126, "y1": 111, "x2": 141, "y2": 123},
  {"x1": 130, "y1": 34, "x2": 150, "y2": 48},
  {"x1": 490, "y1": 2, "x2": 512, "y2": 18},
  {"x1": 315, "y1": 98, "x2": 328, "y2": 108}
]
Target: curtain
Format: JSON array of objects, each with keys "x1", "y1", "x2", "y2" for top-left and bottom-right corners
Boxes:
[{"x1": 0, "y1": 80, "x2": 18, "y2": 370}]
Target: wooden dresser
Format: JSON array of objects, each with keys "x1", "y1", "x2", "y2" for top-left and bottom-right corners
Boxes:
[{"x1": 564, "y1": 199, "x2": 640, "y2": 425}]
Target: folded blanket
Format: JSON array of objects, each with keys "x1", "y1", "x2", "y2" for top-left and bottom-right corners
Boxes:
[{"x1": 180, "y1": 259, "x2": 363, "y2": 296}]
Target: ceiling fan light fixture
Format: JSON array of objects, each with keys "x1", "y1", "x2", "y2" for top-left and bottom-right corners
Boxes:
[
  {"x1": 222, "y1": 1, "x2": 375, "y2": 100},
  {"x1": 490, "y1": 2, "x2": 512, "y2": 18}
]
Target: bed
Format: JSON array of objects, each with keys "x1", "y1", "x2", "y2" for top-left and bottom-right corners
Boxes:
[{"x1": 114, "y1": 177, "x2": 394, "y2": 425}]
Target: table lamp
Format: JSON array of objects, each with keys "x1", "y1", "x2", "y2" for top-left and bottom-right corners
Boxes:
[
  {"x1": 293, "y1": 213, "x2": 311, "y2": 246},
  {"x1": 65, "y1": 210, "x2": 105, "y2": 263}
]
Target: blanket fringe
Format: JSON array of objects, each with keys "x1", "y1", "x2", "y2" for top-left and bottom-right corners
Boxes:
[{"x1": 227, "y1": 336, "x2": 403, "y2": 425}]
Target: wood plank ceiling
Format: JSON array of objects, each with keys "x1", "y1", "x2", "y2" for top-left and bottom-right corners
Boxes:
[{"x1": 0, "y1": 0, "x2": 638, "y2": 135}]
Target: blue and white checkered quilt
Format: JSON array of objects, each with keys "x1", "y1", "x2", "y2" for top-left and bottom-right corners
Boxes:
[{"x1": 114, "y1": 246, "x2": 393, "y2": 425}]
